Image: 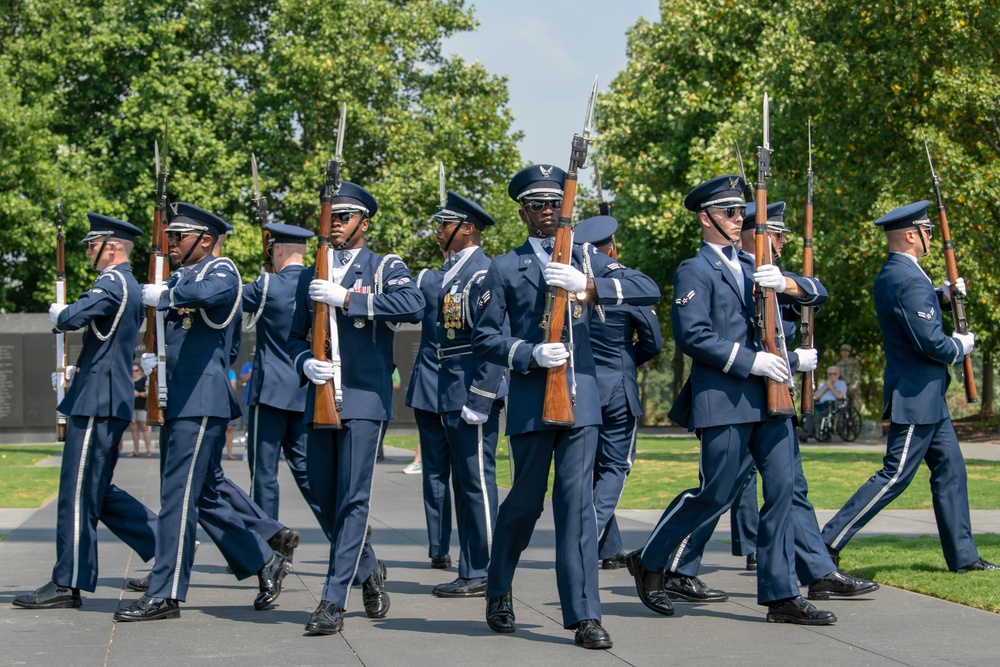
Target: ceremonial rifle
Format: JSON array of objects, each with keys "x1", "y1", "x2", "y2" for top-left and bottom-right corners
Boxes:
[
  {"x1": 799, "y1": 120, "x2": 816, "y2": 416},
  {"x1": 311, "y1": 102, "x2": 347, "y2": 428},
  {"x1": 541, "y1": 76, "x2": 598, "y2": 426},
  {"x1": 145, "y1": 133, "x2": 170, "y2": 425},
  {"x1": 754, "y1": 93, "x2": 796, "y2": 416},
  {"x1": 54, "y1": 175, "x2": 68, "y2": 442},
  {"x1": 923, "y1": 135, "x2": 978, "y2": 403},
  {"x1": 251, "y1": 153, "x2": 272, "y2": 273}
]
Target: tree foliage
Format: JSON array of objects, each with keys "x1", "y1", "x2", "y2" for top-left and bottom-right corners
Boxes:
[
  {"x1": 598, "y1": 0, "x2": 1000, "y2": 415},
  {"x1": 0, "y1": 0, "x2": 524, "y2": 312}
]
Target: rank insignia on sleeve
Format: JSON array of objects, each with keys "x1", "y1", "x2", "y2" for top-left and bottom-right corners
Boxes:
[
  {"x1": 916, "y1": 307, "x2": 935, "y2": 320},
  {"x1": 606, "y1": 262, "x2": 624, "y2": 271},
  {"x1": 675, "y1": 289, "x2": 695, "y2": 306},
  {"x1": 478, "y1": 289, "x2": 491, "y2": 309},
  {"x1": 214, "y1": 272, "x2": 227, "y2": 278},
  {"x1": 388, "y1": 277, "x2": 411, "y2": 286},
  {"x1": 91, "y1": 288, "x2": 105, "y2": 294}
]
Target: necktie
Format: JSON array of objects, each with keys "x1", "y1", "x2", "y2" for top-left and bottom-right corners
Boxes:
[
  {"x1": 541, "y1": 237, "x2": 554, "y2": 255},
  {"x1": 722, "y1": 245, "x2": 735, "y2": 261},
  {"x1": 338, "y1": 250, "x2": 351, "y2": 267},
  {"x1": 443, "y1": 255, "x2": 457, "y2": 270}
]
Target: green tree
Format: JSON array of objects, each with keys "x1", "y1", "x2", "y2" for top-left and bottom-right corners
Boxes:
[{"x1": 598, "y1": 0, "x2": 1000, "y2": 418}]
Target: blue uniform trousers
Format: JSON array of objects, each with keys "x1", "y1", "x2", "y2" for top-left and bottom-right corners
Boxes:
[
  {"x1": 52, "y1": 415, "x2": 157, "y2": 591},
  {"x1": 307, "y1": 419, "x2": 384, "y2": 608},
  {"x1": 729, "y1": 470, "x2": 758, "y2": 556},
  {"x1": 147, "y1": 417, "x2": 270, "y2": 600},
  {"x1": 822, "y1": 418, "x2": 979, "y2": 570},
  {"x1": 486, "y1": 426, "x2": 602, "y2": 628},
  {"x1": 414, "y1": 403, "x2": 501, "y2": 579},
  {"x1": 641, "y1": 420, "x2": 798, "y2": 605},
  {"x1": 247, "y1": 404, "x2": 328, "y2": 537},
  {"x1": 594, "y1": 415, "x2": 638, "y2": 560},
  {"x1": 673, "y1": 429, "x2": 834, "y2": 586}
]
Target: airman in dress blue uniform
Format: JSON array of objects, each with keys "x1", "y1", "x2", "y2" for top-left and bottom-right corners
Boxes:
[
  {"x1": 475, "y1": 165, "x2": 660, "y2": 650},
  {"x1": 115, "y1": 203, "x2": 289, "y2": 621},
  {"x1": 821, "y1": 200, "x2": 998, "y2": 574},
  {"x1": 242, "y1": 223, "x2": 329, "y2": 538},
  {"x1": 625, "y1": 175, "x2": 837, "y2": 625},
  {"x1": 405, "y1": 191, "x2": 506, "y2": 598},
  {"x1": 287, "y1": 182, "x2": 425, "y2": 635},
  {"x1": 571, "y1": 216, "x2": 663, "y2": 571},
  {"x1": 13, "y1": 215, "x2": 158, "y2": 610},
  {"x1": 663, "y1": 201, "x2": 877, "y2": 605}
]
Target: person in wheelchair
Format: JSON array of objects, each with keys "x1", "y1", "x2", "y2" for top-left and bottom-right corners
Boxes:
[{"x1": 804, "y1": 366, "x2": 848, "y2": 438}]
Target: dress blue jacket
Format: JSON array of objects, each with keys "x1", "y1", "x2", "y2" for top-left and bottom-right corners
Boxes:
[
  {"x1": 243, "y1": 264, "x2": 309, "y2": 412},
  {"x1": 405, "y1": 247, "x2": 507, "y2": 415},
  {"x1": 875, "y1": 252, "x2": 964, "y2": 424},
  {"x1": 472, "y1": 240, "x2": 660, "y2": 435},
  {"x1": 55, "y1": 262, "x2": 143, "y2": 420},
  {"x1": 288, "y1": 248, "x2": 424, "y2": 425},
  {"x1": 589, "y1": 303, "x2": 663, "y2": 415}
]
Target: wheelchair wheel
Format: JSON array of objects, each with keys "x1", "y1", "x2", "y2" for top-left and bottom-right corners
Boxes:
[
  {"x1": 815, "y1": 415, "x2": 832, "y2": 442},
  {"x1": 837, "y1": 407, "x2": 862, "y2": 442}
]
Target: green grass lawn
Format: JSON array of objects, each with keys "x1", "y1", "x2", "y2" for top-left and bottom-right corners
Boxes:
[
  {"x1": 384, "y1": 434, "x2": 1000, "y2": 511},
  {"x1": 0, "y1": 445, "x2": 63, "y2": 508}
]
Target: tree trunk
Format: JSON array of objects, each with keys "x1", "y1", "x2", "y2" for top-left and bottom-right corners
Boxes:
[{"x1": 980, "y1": 349, "x2": 994, "y2": 418}]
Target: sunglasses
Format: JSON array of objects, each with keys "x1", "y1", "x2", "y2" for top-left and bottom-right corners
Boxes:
[
  {"x1": 333, "y1": 211, "x2": 360, "y2": 223},
  {"x1": 166, "y1": 231, "x2": 202, "y2": 243},
  {"x1": 712, "y1": 206, "x2": 746, "y2": 219},
  {"x1": 523, "y1": 199, "x2": 562, "y2": 213}
]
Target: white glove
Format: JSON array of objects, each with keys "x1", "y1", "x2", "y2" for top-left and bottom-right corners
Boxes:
[
  {"x1": 793, "y1": 348, "x2": 818, "y2": 373},
  {"x1": 48, "y1": 303, "x2": 67, "y2": 325},
  {"x1": 750, "y1": 351, "x2": 790, "y2": 382},
  {"x1": 140, "y1": 353, "x2": 157, "y2": 377},
  {"x1": 51, "y1": 366, "x2": 77, "y2": 391},
  {"x1": 752, "y1": 264, "x2": 786, "y2": 293},
  {"x1": 461, "y1": 406, "x2": 489, "y2": 425},
  {"x1": 532, "y1": 342, "x2": 569, "y2": 368},
  {"x1": 943, "y1": 277, "x2": 966, "y2": 301},
  {"x1": 954, "y1": 331, "x2": 975, "y2": 356},
  {"x1": 303, "y1": 358, "x2": 336, "y2": 385},
  {"x1": 142, "y1": 284, "x2": 167, "y2": 307},
  {"x1": 309, "y1": 279, "x2": 348, "y2": 307},
  {"x1": 543, "y1": 262, "x2": 588, "y2": 293}
]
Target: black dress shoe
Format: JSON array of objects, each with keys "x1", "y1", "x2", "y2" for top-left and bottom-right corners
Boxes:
[
  {"x1": 125, "y1": 573, "x2": 151, "y2": 592},
  {"x1": 12, "y1": 581, "x2": 81, "y2": 609},
  {"x1": 955, "y1": 557, "x2": 1000, "y2": 574},
  {"x1": 766, "y1": 596, "x2": 836, "y2": 625},
  {"x1": 254, "y1": 552, "x2": 290, "y2": 610},
  {"x1": 362, "y1": 560, "x2": 390, "y2": 618},
  {"x1": 305, "y1": 600, "x2": 344, "y2": 635},
  {"x1": 574, "y1": 619, "x2": 612, "y2": 650},
  {"x1": 601, "y1": 551, "x2": 628, "y2": 570},
  {"x1": 432, "y1": 576, "x2": 487, "y2": 598},
  {"x1": 746, "y1": 552, "x2": 757, "y2": 571},
  {"x1": 826, "y1": 544, "x2": 841, "y2": 568},
  {"x1": 268, "y1": 527, "x2": 300, "y2": 564},
  {"x1": 662, "y1": 573, "x2": 729, "y2": 602},
  {"x1": 430, "y1": 554, "x2": 452, "y2": 569},
  {"x1": 624, "y1": 550, "x2": 674, "y2": 616},
  {"x1": 486, "y1": 591, "x2": 515, "y2": 633},
  {"x1": 808, "y1": 569, "x2": 879, "y2": 600},
  {"x1": 114, "y1": 595, "x2": 180, "y2": 622}
]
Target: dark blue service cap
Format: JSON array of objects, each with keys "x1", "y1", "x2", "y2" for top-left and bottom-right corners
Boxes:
[
  {"x1": 166, "y1": 202, "x2": 229, "y2": 237},
  {"x1": 742, "y1": 201, "x2": 787, "y2": 232},
  {"x1": 434, "y1": 191, "x2": 496, "y2": 230},
  {"x1": 683, "y1": 174, "x2": 746, "y2": 212},
  {"x1": 82, "y1": 213, "x2": 144, "y2": 243},
  {"x1": 320, "y1": 181, "x2": 378, "y2": 218},
  {"x1": 574, "y1": 215, "x2": 618, "y2": 246},
  {"x1": 874, "y1": 200, "x2": 933, "y2": 232},
  {"x1": 507, "y1": 164, "x2": 566, "y2": 202},
  {"x1": 265, "y1": 223, "x2": 314, "y2": 244}
]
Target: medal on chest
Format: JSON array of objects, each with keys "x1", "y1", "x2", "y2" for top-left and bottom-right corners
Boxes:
[
  {"x1": 442, "y1": 283, "x2": 462, "y2": 339},
  {"x1": 176, "y1": 307, "x2": 196, "y2": 330}
]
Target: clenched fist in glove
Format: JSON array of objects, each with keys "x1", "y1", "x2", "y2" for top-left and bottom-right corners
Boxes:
[
  {"x1": 140, "y1": 353, "x2": 157, "y2": 377},
  {"x1": 943, "y1": 277, "x2": 967, "y2": 302},
  {"x1": 954, "y1": 331, "x2": 975, "y2": 356},
  {"x1": 309, "y1": 280, "x2": 348, "y2": 307},
  {"x1": 792, "y1": 348, "x2": 818, "y2": 373},
  {"x1": 750, "y1": 351, "x2": 789, "y2": 383},
  {"x1": 48, "y1": 303, "x2": 67, "y2": 325},
  {"x1": 142, "y1": 284, "x2": 167, "y2": 307},
  {"x1": 51, "y1": 366, "x2": 77, "y2": 391},
  {"x1": 543, "y1": 262, "x2": 587, "y2": 293},
  {"x1": 303, "y1": 358, "x2": 337, "y2": 385},
  {"x1": 461, "y1": 406, "x2": 489, "y2": 425},
  {"x1": 532, "y1": 342, "x2": 569, "y2": 368},
  {"x1": 752, "y1": 264, "x2": 786, "y2": 293}
]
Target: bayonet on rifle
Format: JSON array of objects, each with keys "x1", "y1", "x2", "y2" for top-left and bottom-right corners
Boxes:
[{"x1": 438, "y1": 161, "x2": 446, "y2": 209}]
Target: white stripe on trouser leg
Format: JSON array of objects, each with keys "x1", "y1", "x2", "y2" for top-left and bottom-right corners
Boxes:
[
  {"x1": 344, "y1": 420, "x2": 386, "y2": 608},
  {"x1": 71, "y1": 417, "x2": 96, "y2": 588},
  {"x1": 477, "y1": 423, "x2": 493, "y2": 549},
  {"x1": 171, "y1": 417, "x2": 207, "y2": 600},
  {"x1": 832, "y1": 423, "x2": 915, "y2": 549},
  {"x1": 642, "y1": 437, "x2": 707, "y2": 563}
]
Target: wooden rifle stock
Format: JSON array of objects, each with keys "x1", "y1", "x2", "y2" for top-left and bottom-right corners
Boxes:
[
  {"x1": 541, "y1": 176, "x2": 577, "y2": 426},
  {"x1": 55, "y1": 198, "x2": 68, "y2": 442},
  {"x1": 934, "y1": 194, "x2": 978, "y2": 403},
  {"x1": 311, "y1": 175, "x2": 343, "y2": 429}
]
